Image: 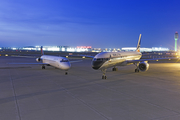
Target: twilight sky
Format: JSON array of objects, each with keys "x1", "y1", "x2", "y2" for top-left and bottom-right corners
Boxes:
[{"x1": 0, "y1": 0, "x2": 180, "y2": 49}]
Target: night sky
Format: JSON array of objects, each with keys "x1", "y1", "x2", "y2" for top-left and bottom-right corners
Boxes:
[{"x1": 1, "y1": 0, "x2": 180, "y2": 49}]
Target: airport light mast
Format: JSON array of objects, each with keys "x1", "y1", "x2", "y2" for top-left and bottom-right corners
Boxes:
[{"x1": 174, "y1": 32, "x2": 178, "y2": 51}]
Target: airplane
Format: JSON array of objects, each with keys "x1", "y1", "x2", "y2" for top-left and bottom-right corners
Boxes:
[
  {"x1": 91, "y1": 34, "x2": 180, "y2": 79},
  {"x1": 9, "y1": 46, "x2": 82, "y2": 75}
]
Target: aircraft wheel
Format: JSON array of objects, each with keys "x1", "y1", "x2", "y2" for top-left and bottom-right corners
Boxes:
[
  {"x1": 102, "y1": 75, "x2": 107, "y2": 79},
  {"x1": 65, "y1": 72, "x2": 68, "y2": 75},
  {"x1": 42, "y1": 66, "x2": 45, "y2": 69},
  {"x1": 112, "y1": 68, "x2": 118, "y2": 71},
  {"x1": 135, "y1": 69, "x2": 139, "y2": 72}
]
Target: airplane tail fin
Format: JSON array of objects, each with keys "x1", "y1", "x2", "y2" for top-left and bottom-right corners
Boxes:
[
  {"x1": 41, "y1": 46, "x2": 44, "y2": 55},
  {"x1": 136, "y1": 34, "x2": 142, "y2": 52}
]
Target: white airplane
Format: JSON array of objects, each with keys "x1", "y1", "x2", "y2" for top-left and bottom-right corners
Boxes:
[
  {"x1": 9, "y1": 46, "x2": 81, "y2": 75},
  {"x1": 91, "y1": 34, "x2": 179, "y2": 79}
]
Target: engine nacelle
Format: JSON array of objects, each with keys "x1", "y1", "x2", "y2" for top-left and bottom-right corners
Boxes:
[
  {"x1": 138, "y1": 61, "x2": 149, "y2": 72},
  {"x1": 36, "y1": 57, "x2": 41, "y2": 62}
]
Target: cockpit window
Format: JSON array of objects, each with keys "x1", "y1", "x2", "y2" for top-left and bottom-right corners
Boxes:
[
  {"x1": 97, "y1": 58, "x2": 102, "y2": 61},
  {"x1": 93, "y1": 58, "x2": 109, "y2": 61},
  {"x1": 60, "y1": 59, "x2": 69, "y2": 62},
  {"x1": 93, "y1": 58, "x2": 97, "y2": 61}
]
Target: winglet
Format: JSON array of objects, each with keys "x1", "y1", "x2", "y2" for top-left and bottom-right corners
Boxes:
[
  {"x1": 41, "y1": 46, "x2": 44, "y2": 55},
  {"x1": 136, "y1": 34, "x2": 141, "y2": 52}
]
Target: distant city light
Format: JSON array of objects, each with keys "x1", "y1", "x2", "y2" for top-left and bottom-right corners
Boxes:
[
  {"x1": 76, "y1": 48, "x2": 88, "y2": 52},
  {"x1": 152, "y1": 47, "x2": 169, "y2": 51},
  {"x1": 0, "y1": 45, "x2": 172, "y2": 53},
  {"x1": 23, "y1": 48, "x2": 33, "y2": 50},
  {"x1": 67, "y1": 48, "x2": 75, "y2": 52},
  {"x1": 62, "y1": 48, "x2": 65, "y2": 51},
  {"x1": 77, "y1": 46, "x2": 92, "y2": 49},
  {"x1": 12, "y1": 47, "x2": 17, "y2": 50},
  {"x1": 122, "y1": 47, "x2": 169, "y2": 52},
  {"x1": 122, "y1": 47, "x2": 136, "y2": 51},
  {"x1": 47, "y1": 47, "x2": 60, "y2": 51}
]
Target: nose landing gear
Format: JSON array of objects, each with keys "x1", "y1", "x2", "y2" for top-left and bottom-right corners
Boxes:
[
  {"x1": 42, "y1": 65, "x2": 45, "y2": 69},
  {"x1": 101, "y1": 69, "x2": 107, "y2": 79},
  {"x1": 65, "y1": 72, "x2": 68, "y2": 75}
]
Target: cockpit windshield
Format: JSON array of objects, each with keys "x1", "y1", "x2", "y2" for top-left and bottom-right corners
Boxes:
[
  {"x1": 93, "y1": 58, "x2": 97, "y2": 61},
  {"x1": 60, "y1": 59, "x2": 69, "y2": 62},
  {"x1": 93, "y1": 58, "x2": 109, "y2": 61}
]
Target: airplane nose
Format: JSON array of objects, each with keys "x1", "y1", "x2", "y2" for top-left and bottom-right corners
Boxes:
[
  {"x1": 92, "y1": 61, "x2": 103, "y2": 70},
  {"x1": 61, "y1": 62, "x2": 71, "y2": 70}
]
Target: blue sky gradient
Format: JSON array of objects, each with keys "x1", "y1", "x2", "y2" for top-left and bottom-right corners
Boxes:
[{"x1": 0, "y1": 0, "x2": 180, "y2": 49}]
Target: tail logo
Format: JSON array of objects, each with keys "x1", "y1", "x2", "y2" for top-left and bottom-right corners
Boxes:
[
  {"x1": 41, "y1": 46, "x2": 44, "y2": 55},
  {"x1": 136, "y1": 34, "x2": 141, "y2": 52}
]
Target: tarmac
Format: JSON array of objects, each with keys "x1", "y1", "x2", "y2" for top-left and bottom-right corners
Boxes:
[{"x1": 1, "y1": 56, "x2": 180, "y2": 120}]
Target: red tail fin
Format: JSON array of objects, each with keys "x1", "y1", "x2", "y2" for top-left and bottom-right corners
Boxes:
[{"x1": 41, "y1": 46, "x2": 44, "y2": 55}]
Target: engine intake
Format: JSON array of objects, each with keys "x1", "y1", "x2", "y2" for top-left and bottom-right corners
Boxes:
[
  {"x1": 36, "y1": 57, "x2": 41, "y2": 62},
  {"x1": 138, "y1": 61, "x2": 149, "y2": 72}
]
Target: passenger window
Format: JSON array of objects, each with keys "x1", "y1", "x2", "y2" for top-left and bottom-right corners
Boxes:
[
  {"x1": 96, "y1": 58, "x2": 109, "y2": 61},
  {"x1": 60, "y1": 59, "x2": 69, "y2": 62}
]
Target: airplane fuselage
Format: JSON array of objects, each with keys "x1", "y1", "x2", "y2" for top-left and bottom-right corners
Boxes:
[
  {"x1": 41, "y1": 55, "x2": 71, "y2": 70},
  {"x1": 92, "y1": 51, "x2": 142, "y2": 70}
]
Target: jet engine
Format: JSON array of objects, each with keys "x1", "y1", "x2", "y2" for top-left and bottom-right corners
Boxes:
[
  {"x1": 138, "y1": 61, "x2": 149, "y2": 72},
  {"x1": 36, "y1": 57, "x2": 41, "y2": 62}
]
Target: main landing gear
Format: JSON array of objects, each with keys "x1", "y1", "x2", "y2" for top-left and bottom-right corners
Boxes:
[
  {"x1": 65, "y1": 72, "x2": 68, "y2": 75},
  {"x1": 135, "y1": 68, "x2": 139, "y2": 72},
  {"x1": 101, "y1": 69, "x2": 107, "y2": 79},
  {"x1": 112, "y1": 67, "x2": 118, "y2": 71},
  {"x1": 42, "y1": 65, "x2": 45, "y2": 69},
  {"x1": 134, "y1": 63, "x2": 139, "y2": 72}
]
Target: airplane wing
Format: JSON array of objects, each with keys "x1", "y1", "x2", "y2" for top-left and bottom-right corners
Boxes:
[
  {"x1": 8, "y1": 60, "x2": 82, "y2": 64},
  {"x1": 7, "y1": 63, "x2": 49, "y2": 65},
  {"x1": 68, "y1": 55, "x2": 94, "y2": 58},
  {"x1": 69, "y1": 60, "x2": 83, "y2": 63},
  {"x1": 81, "y1": 55, "x2": 94, "y2": 58},
  {"x1": 126, "y1": 57, "x2": 180, "y2": 63},
  {"x1": 11, "y1": 55, "x2": 38, "y2": 58}
]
